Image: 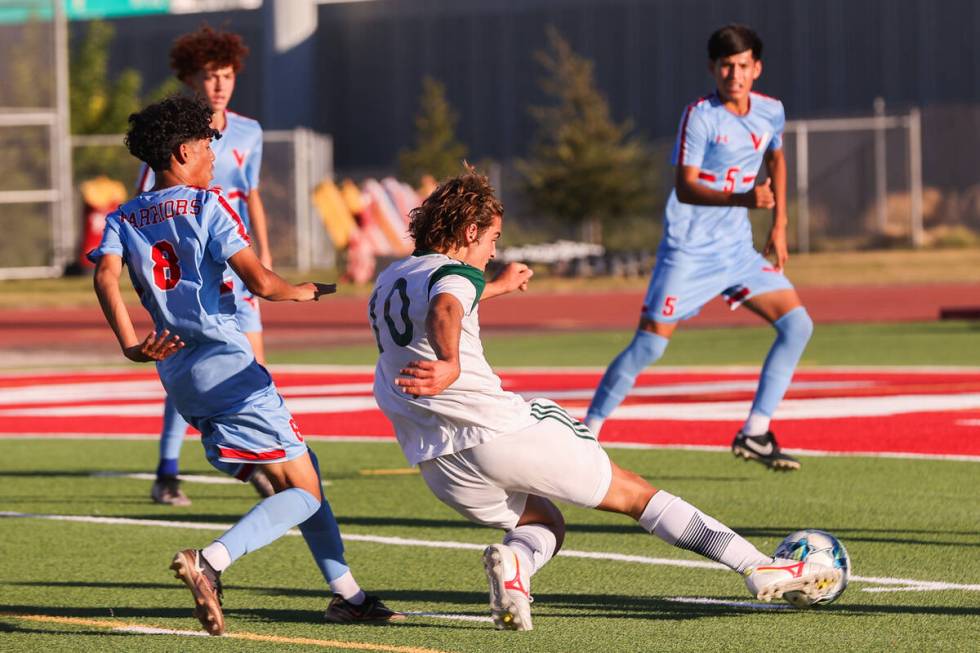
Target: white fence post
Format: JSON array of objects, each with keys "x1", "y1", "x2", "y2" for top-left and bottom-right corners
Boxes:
[
  {"x1": 873, "y1": 97, "x2": 888, "y2": 234},
  {"x1": 908, "y1": 108, "x2": 923, "y2": 248},
  {"x1": 795, "y1": 123, "x2": 810, "y2": 254}
]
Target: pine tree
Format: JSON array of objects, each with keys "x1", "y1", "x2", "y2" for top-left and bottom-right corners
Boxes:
[
  {"x1": 398, "y1": 76, "x2": 468, "y2": 186},
  {"x1": 519, "y1": 27, "x2": 656, "y2": 244}
]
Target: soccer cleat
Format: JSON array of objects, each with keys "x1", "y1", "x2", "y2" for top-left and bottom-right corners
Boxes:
[
  {"x1": 151, "y1": 477, "x2": 192, "y2": 506},
  {"x1": 482, "y1": 543, "x2": 532, "y2": 631},
  {"x1": 744, "y1": 557, "x2": 842, "y2": 604},
  {"x1": 731, "y1": 431, "x2": 800, "y2": 471},
  {"x1": 323, "y1": 594, "x2": 404, "y2": 623},
  {"x1": 170, "y1": 549, "x2": 225, "y2": 635},
  {"x1": 249, "y1": 469, "x2": 276, "y2": 498}
]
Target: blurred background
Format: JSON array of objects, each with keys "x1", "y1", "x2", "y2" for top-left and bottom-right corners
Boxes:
[{"x1": 0, "y1": 0, "x2": 977, "y2": 281}]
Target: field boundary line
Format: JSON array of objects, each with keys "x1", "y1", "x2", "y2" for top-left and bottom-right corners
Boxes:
[
  {"x1": 4, "y1": 511, "x2": 978, "y2": 594},
  {"x1": 0, "y1": 613, "x2": 450, "y2": 652}
]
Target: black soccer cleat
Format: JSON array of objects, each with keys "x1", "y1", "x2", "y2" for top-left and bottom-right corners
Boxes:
[
  {"x1": 732, "y1": 431, "x2": 800, "y2": 471},
  {"x1": 323, "y1": 594, "x2": 405, "y2": 623}
]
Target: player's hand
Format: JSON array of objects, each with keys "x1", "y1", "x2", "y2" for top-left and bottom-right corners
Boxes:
[
  {"x1": 125, "y1": 330, "x2": 184, "y2": 362},
  {"x1": 741, "y1": 179, "x2": 775, "y2": 209},
  {"x1": 490, "y1": 262, "x2": 534, "y2": 294},
  {"x1": 295, "y1": 282, "x2": 338, "y2": 301},
  {"x1": 395, "y1": 359, "x2": 460, "y2": 397},
  {"x1": 765, "y1": 223, "x2": 790, "y2": 270}
]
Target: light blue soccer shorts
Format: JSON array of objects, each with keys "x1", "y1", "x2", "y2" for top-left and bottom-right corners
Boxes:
[
  {"x1": 641, "y1": 244, "x2": 794, "y2": 323},
  {"x1": 188, "y1": 385, "x2": 307, "y2": 480}
]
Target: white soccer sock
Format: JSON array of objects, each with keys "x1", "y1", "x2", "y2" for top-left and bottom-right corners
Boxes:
[
  {"x1": 329, "y1": 570, "x2": 365, "y2": 604},
  {"x1": 201, "y1": 541, "x2": 232, "y2": 572},
  {"x1": 639, "y1": 490, "x2": 770, "y2": 574},
  {"x1": 742, "y1": 412, "x2": 771, "y2": 437},
  {"x1": 503, "y1": 523, "x2": 558, "y2": 584}
]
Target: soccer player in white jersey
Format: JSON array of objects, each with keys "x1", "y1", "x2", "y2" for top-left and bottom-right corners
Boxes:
[
  {"x1": 369, "y1": 169, "x2": 838, "y2": 631},
  {"x1": 93, "y1": 96, "x2": 401, "y2": 634},
  {"x1": 136, "y1": 27, "x2": 275, "y2": 505},
  {"x1": 585, "y1": 24, "x2": 812, "y2": 471}
]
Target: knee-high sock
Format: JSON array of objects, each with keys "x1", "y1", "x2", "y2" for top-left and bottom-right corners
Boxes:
[
  {"x1": 157, "y1": 395, "x2": 190, "y2": 478},
  {"x1": 745, "y1": 307, "x2": 813, "y2": 434},
  {"x1": 299, "y1": 450, "x2": 354, "y2": 590},
  {"x1": 585, "y1": 331, "x2": 670, "y2": 433},
  {"x1": 638, "y1": 490, "x2": 770, "y2": 574},
  {"x1": 503, "y1": 524, "x2": 558, "y2": 588},
  {"x1": 216, "y1": 487, "x2": 320, "y2": 564}
]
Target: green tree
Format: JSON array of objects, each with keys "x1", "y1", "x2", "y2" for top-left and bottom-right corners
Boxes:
[
  {"x1": 519, "y1": 27, "x2": 657, "y2": 245},
  {"x1": 398, "y1": 76, "x2": 468, "y2": 186},
  {"x1": 69, "y1": 21, "x2": 181, "y2": 187}
]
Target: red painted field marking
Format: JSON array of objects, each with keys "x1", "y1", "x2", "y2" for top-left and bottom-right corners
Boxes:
[{"x1": 0, "y1": 367, "x2": 978, "y2": 458}]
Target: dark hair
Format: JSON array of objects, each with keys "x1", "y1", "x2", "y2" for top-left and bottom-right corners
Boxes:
[
  {"x1": 708, "y1": 24, "x2": 763, "y2": 61},
  {"x1": 125, "y1": 96, "x2": 219, "y2": 172},
  {"x1": 408, "y1": 167, "x2": 503, "y2": 253},
  {"x1": 170, "y1": 25, "x2": 249, "y2": 81}
]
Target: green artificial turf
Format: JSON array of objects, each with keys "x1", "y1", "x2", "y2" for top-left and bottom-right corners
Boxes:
[{"x1": 1, "y1": 439, "x2": 978, "y2": 652}]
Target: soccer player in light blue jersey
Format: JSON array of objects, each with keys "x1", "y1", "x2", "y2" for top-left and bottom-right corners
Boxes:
[
  {"x1": 136, "y1": 27, "x2": 274, "y2": 505},
  {"x1": 93, "y1": 96, "x2": 401, "y2": 634},
  {"x1": 585, "y1": 25, "x2": 812, "y2": 470}
]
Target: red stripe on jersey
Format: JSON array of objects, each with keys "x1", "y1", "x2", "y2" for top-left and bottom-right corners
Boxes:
[
  {"x1": 677, "y1": 95, "x2": 712, "y2": 167},
  {"x1": 219, "y1": 446, "x2": 286, "y2": 461},
  {"x1": 217, "y1": 195, "x2": 251, "y2": 245},
  {"x1": 136, "y1": 165, "x2": 151, "y2": 193},
  {"x1": 698, "y1": 172, "x2": 717, "y2": 182},
  {"x1": 220, "y1": 280, "x2": 234, "y2": 294},
  {"x1": 750, "y1": 90, "x2": 780, "y2": 102},
  {"x1": 725, "y1": 287, "x2": 751, "y2": 306},
  {"x1": 742, "y1": 175, "x2": 756, "y2": 183},
  {"x1": 227, "y1": 189, "x2": 247, "y2": 200}
]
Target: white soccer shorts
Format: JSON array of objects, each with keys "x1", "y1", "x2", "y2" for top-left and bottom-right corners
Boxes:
[{"x1": 417, "y1": 399, "x2": 613, "y2": 530}]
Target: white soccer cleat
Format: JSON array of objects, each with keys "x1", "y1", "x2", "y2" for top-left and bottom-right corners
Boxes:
[
  {"x1": 482, "y1": 543, "x2": 533, "y2": 631},
  {"x1": 744, "y1": 557, "x2": 842, "y2": 604}
]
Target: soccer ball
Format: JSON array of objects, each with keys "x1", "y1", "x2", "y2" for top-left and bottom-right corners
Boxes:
[{"x1": 773, "y1": 529, "x2": 851, "y2": 607}]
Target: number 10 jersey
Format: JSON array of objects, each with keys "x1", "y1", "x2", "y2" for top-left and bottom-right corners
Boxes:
[{"x1": 370, "y1": 251, "x2": 535, "y2": 465}]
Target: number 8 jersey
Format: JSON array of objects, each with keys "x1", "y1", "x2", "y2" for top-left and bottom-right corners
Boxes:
[
  {"x1": 371, "y1": 251, "x2": 535, "y2": 465},
  {"x1": 91, "y1": 184, "x2": 271, "y2": 417}
]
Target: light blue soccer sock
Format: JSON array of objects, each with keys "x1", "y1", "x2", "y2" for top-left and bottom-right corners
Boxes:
[
  {"x1": 299, "y1": 450, "x2": 352, "y2": 585},
  {"x1": 586, "y1": 330, "x2": 670, "y2": 429},
  {"x1": 216, "y1": 487, "x2": 320, "y2": 563},
  {"x1": 156, "y1": 395, "x2": 190, "y2": 479},
  {"x1": 746, "y1": 307, "x2": 813, "y2": 431}
]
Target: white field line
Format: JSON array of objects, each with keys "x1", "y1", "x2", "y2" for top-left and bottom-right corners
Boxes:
[
  {"x1": 2, "y1": 511, "x2": 978, "y2": 595},
  {"x1": 3, "y1": 432, "x2": 979, "y2": 462},
  {"x1": 665, "y1": 596, "x2": 792, "y2": 610}
]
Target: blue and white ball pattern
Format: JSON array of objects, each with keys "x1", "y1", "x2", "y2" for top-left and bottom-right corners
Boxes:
[{"x1": 773, "y1": 529, "x2": 851, "y2": 607}]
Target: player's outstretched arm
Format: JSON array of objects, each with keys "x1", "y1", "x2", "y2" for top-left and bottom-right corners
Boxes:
[
  {"x1": 228, "y1": 246, "x2": 336, "y2": 301},
  {"x1": 675, "y1": 165, "x2": 775, "y2": 209},
  {"x1": 93, "y1": 254, "x2": 185, "y2": 362},
  {"x1": 482, "y1": 262, "x2": 533, "y2": 301},
  {"x1": 395, "y1": 293, "x2": 463, "y2": 396}
]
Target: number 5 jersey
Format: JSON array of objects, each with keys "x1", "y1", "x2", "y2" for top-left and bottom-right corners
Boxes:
[
  {"x1": 91, "y1": 184, "x2": 272, "y2": 417},
  {"x1": 370, "y1": 251, "x2": 535, "y2": 465}
]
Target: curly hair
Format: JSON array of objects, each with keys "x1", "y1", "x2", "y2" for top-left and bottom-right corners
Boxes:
[
  {"x1": 408, "y1": 168, "x2": 503, "y2": 253},
  {"x1": 125, "y1": 96, "x2": 220, "y2": 172},
  {"x1": 169, "y1": 25, "x2": 249, "y2": 81}
]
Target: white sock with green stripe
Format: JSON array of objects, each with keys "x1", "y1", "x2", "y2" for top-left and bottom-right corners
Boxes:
[{"x1": 639, "y1": 490, "x2": 770, "y2": 574}]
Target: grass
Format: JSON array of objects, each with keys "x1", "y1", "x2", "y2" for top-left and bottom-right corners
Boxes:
[
  {"x1": 1, "y1": 439, "x2": 978, "y2": 651},
  {"x1": 3, "y1": 247, "x2": 980, "y2": 308},
  {"x1": 266, "y1": 321, "x2": 980, "y2": 367}
]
